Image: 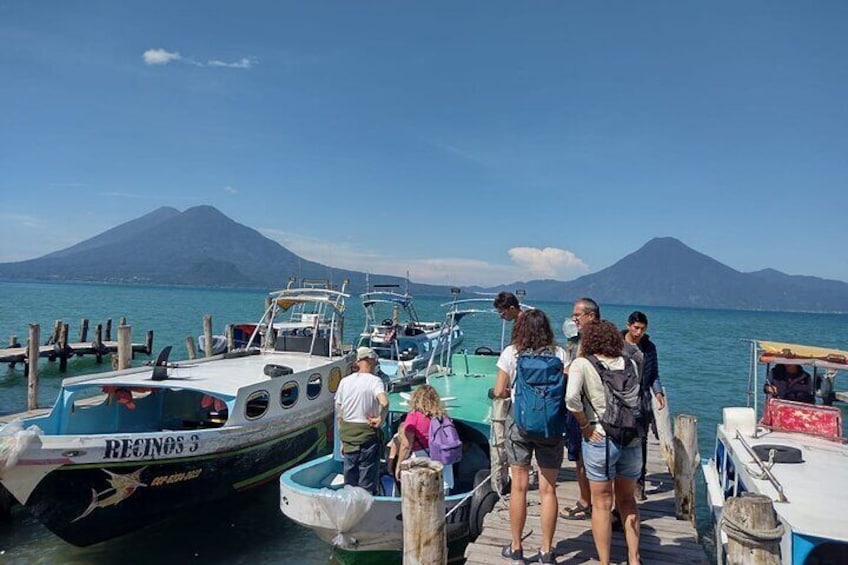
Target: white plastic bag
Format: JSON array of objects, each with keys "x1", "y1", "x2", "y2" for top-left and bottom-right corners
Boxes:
[
  {"x1": 316, "y1": 485, "x2": 373, "y2": 548},
  {"x1": 0, "y1": 419, "x2": 43, "y2": 475}
]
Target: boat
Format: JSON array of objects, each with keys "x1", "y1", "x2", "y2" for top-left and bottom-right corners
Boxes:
[
  {"x1": 354, "y1": 282, "x2": 463, "y2": 391},
  {"x1": 0, "y1": 282, "x2": 353, "y2": 547},
  {"x1": 702, "y1": 339, "x2": 848, "y2": 564},
  {"x1": 199, "y1": 278, "x2": 342, "y2": 355},
  {"x1": 279, "y1": 296, "x2": 516, "y2": 560}
]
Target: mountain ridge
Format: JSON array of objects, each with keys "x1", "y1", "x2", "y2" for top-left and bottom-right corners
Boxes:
[{"x1": 2, "y1": 207, "x2": 848, "y2": 312}]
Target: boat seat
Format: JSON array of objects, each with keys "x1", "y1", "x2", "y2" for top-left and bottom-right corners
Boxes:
[
  {"x1": 274, "y1": 335, "x2": 330, "y2": 356},
  {"x1": 760, "y1": 397, "x2": 843, "y2": 439}
]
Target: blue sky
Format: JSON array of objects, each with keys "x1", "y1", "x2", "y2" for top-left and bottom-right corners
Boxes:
[{"x1": 2, "y1": 2, "x2": 847, "y2": 286}]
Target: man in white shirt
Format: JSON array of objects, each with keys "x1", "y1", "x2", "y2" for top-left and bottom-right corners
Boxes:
[{"x1": 335, "y1": 347, "x2": 389, "y2": 494}]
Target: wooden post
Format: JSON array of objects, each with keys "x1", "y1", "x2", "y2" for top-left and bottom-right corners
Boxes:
[
  {"x1": 93, "y1": 323, "x2": 104, "y2": 363},
  {"x1": 58, "y1": 322, "x2": 69, "y2": 372},
  {"x1": 117, "y1": 325, "x2": 132, "y2": 370},
  {"x1": 400, "y1": 458, "x2": 446, "y2": 565},
  {"x1": 225, "y1": 324, "x2": 235, "y2": 352},
  {"x1": 48, "y1": 319, "x2": 62, "y2": 345},
  {"x1": 186, "y1": 336, "x2": 197, "y2": 360},
  {"x1": 27, "y1": 324, "x2": 40, "y2": 410},
  {"x1": 653, "y1": 388, "x2": 675, "y2": 473},
  {"x1": 119, "y1": 316, "x2": 127, "y2": 326},
  {"x1": 203, "y1": 315, "x2": 214, "y2": 358},
  {"x1": 7, "y1": 335, "x2": 20, "y2": 369},
  {"x1": 145, "y1": 330, "x2": 154, "y2": 355},
  {"x1": 79, "y1": 318, "x2": 89, "y2": 343},
  {"x1": 673, "y1": 414, "x2": 699, "y2": 523},
  {"x1": 105, "y1": 318, "x2": 112, "y2": 341},
  {"x1": 723, "y1": 493, "x2": 782, "y2": 564}
]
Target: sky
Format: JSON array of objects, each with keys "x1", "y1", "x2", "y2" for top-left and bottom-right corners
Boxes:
[{"x1": 1, "y1": 1, "x2": 847, "y2": 287}]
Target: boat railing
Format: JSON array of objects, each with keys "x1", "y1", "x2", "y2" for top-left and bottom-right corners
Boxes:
[{"x1": 735, "y1": 430, "x2": 788, "y2": 503}]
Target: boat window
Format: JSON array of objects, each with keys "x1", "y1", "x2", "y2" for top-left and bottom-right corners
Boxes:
[
  {"x1": 328, "y1": 367, "x2": 342, "y2": 393},
  {"x1": 245, "y1": 390, "x2": 270, "y2": 419},
  {"x1": 307, "y1": 373, "x2": 322, "y2": 399},
  {"x1": 280, "y1": 381, "x2": 299, "y2": 409}
]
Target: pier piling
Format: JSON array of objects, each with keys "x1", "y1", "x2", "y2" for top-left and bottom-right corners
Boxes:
[
  {"x1": 203, "y1": 315, "x2": 214, "y2": 358},
  {"x1": 185, "y1": 336, "x2": 197, "y2": 360},
  {"x1": 117, "y1": 325, "x2": 132, "y2": 370},
  {"x1": 723, "y1": 493, "x2": 782, "y2": 564},
  {"x1": 79, "y1": 318, "x2": 89, "y2": 344},
  {"x1": 26, "y1": 324, "x2": 39, "y2": 410},
  {"x1": 673, "y1": 414, "x2": 699, "y2": 523},
  {"x1": 400, "y1": 458, "x2": 446, "y2": 565}
]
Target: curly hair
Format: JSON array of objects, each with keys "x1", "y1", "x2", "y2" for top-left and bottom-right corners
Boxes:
[
  {"x1": 579, "y1": 319, "x2": 624, "y2": 358},
  {"x1": 409, "y1": 384, "x2": 445, "y2": 418},
  {"x1": 512, "y1": 308, "x2": 556, "y2": 352}
]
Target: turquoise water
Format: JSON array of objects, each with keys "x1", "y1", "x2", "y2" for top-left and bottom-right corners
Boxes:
[{"x1": 1, "y1": 281, "x2": 846, "y2": 563}]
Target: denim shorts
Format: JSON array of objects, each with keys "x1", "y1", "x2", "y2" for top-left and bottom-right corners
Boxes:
[{"x1": 581, "y1": 434, "x2": 642, "y2": 482}]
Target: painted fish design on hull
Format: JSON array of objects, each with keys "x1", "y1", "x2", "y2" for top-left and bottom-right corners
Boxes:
[{"x1": 72, "y1": 467, "x2": 148, "y2": 522}]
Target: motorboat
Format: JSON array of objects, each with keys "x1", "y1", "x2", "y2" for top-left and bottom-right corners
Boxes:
[
  {"x1": 355, "y1": 283, "x2": 462, "y2": 391},
  {"x1": 702, "y1": 339, "x2": 848, "y2": 564},
  {"x1": 279, "y1": 297, "x2": 515, "y2": 560},
  {"x1": 0, "y1": 282, "x2": 352, "y2": 546}
]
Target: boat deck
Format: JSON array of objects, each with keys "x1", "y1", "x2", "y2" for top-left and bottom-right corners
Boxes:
[{"x1": 464, "y1": 434, "x2": 709, "y2": 564}]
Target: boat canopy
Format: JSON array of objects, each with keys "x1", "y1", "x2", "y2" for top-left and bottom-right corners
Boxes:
[{"x1": 757, "y1": 340, "x2": 848, "y2": 371}]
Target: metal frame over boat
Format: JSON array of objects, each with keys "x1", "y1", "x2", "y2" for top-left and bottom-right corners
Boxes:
[
  {"x1": 355, "y1": 282, "x2": 462, "y2": 390},
  {"x1": 0, "y1": 281, "x2": 353, "y2": 546},
  {"x1": 280, "y1": 295, "x2": 518, "y2": 559},
  {"x1": 702, "y1": 340, "x2": 848, "y2": 564}
]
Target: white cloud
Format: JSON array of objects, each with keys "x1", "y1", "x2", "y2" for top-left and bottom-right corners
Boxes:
[
  {"x1": 508, "y1": 247, "x2": 589, "y2": 279},
  {"x1": 224, "y1": 186, "x2": 238, "y2": 194},
  {"x1": 259, "y1": 229, "x2": 588, "y2": 286},
  {"x1": 143, "y1": 48, "x2": 182, "y2": 65},
  {"x1": 142, "y1": 48, "x2": 255, "y2": 69}
]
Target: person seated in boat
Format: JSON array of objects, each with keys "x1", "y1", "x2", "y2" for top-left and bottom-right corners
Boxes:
[
  {"x1": 764, "y1": 363, "x2": 815, "y2": 404},
  {"x1": 335, "y1": 347, "x2": 389, "y2": 495},
  {"x1": 394, "y1": 384, "x2": 455, "y2": 491}
]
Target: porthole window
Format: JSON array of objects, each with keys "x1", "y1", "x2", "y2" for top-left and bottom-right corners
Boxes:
[
  {"x1": 307, "y1": 373, "x2": 322, "y2": 399},
  {"x1": 245, "y1": 390, "x2": 270, "y2": 420},
  {"x1": 280, "y1": 381, "x2": 299, "y2": 409},
  {"x1": 328, "y1": 367, "x2": 342, "y2": 393}
]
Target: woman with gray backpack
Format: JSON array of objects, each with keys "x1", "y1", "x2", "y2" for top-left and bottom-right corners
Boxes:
[
  {"x1": 493, "y1": 308, "x2": 568, "y2": 565},
  {"x1": 565, "y1": 320, "x2": 643, "y2": 565}
]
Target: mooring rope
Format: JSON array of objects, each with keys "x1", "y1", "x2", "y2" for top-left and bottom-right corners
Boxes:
[
  {"x1": 444, "y1": 471, "x2": 493, "y2": 520},
  {"x1": 719, "y1": 511, "x2": 785, "y2": 544}
]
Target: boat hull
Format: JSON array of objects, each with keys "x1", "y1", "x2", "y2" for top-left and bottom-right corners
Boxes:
[{"x1": 15, "y1": 415, "x2": 332, "y2": 546}]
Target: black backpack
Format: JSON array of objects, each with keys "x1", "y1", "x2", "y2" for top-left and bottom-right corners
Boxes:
[{"x1": 586, "y1": 355, "x2": 646, "y2": 445}]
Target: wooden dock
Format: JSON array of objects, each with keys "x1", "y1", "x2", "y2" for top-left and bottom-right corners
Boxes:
[{"x1": 464, "y1": 435, "x2": 708, "y2": 564}]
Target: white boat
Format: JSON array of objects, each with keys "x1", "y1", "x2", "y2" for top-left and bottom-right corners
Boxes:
[
  {"x1": 199, "y1": 278, "x2": 341, "y2": 354},
  {"x1": 280, "y1": 298, "x2": 514, "y2": 560},
  {"x1": 355, "y1": 282, "x2": 463, "y2": 391},
  {"x1": 702, "y1": 339, "x2": 848, "y2": 564},
  {"x1": 0, "y1": 282, "x2": 352, "y2": 546}
]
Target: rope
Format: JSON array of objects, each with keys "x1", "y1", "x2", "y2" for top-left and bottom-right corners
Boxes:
[
  {"x1": 444, "y1": 471, "x2": 493, "y2": 520},
  {"x1": 719, "y1": 511, "x2": 785, "y2": 544}
]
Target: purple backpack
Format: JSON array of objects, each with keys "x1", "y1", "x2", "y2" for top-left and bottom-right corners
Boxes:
[{"x1": 428, "y1": 414, "x2": 463, "y2": 465}]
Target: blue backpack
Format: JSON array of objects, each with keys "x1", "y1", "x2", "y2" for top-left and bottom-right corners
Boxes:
[
  {"x1": 513, "y1": 351, "x2": 565, "y2": 439},
  {"x1": 429, "y1": 414, "x2": 463, "y2": 465}
]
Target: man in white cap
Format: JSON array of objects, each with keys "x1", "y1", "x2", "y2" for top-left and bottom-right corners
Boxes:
[{"x1": 335, "y1": 346, "x2": 389, "y2": 494}]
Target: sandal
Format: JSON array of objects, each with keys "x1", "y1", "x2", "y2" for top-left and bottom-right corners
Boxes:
[{"x1": 560, "y1": 501, "x2": 592, "y2": 520}]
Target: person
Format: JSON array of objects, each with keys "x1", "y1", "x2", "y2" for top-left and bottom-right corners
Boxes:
[
  {"x1": 335, "y1": 346, "x2": 389, "y2": 495},
  {"x1": 764, "y1": 363, "x2": 815, "y2": 403},
  {"x1": 623, "y1": 311, "x2": 665, "y2": 501},
  {"x1": 493, "y1": 309, "x2": 566, "y2": 565},
  {"x1": 494, "y1": 291, "x2": 522, "y2": 322},
  {"x1": 566, "y1": 320, "x2": 642, "y2": 565},
  {"x1": 394, "y1": 384, "x2": 455, "y2": 491},
  {"x1": 559, "y1": 297, "x2": 598, "y2": 521}
]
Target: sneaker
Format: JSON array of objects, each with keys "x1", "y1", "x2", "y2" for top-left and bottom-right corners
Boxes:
[
  {"x1": 501, "y1": 544, "x2": 524, "y2": 563},
  {"x1": 538, "y1": 550, "x2": 556, "y2": 563}
]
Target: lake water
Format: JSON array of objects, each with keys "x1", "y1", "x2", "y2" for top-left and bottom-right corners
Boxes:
[{"x1": 1, "y1": 281, "x2": 846, "y2": 564}]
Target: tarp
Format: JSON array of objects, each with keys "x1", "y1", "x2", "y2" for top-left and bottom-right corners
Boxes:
[{"x1": 757, "y1": 340, "x2": 848, "y2": 370}]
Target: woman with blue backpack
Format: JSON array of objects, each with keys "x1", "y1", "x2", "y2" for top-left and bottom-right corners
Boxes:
[{"x1": 493, "y1": 308, "x2": 567, "y2": 565}]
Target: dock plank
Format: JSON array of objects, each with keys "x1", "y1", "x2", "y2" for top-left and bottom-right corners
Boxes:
[{"x1": 464, "y1": 436, "x2": 709, "y2": 564}]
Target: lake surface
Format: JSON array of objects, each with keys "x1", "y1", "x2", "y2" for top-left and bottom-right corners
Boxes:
[{"x1": 1, "y1": 281, "x2": 846, "y2": 564}]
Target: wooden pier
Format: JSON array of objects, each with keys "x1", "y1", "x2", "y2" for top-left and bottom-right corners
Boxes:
[
  {"x1": 0, "y1": 318, "x2": 153, "y2": 373},
  {"x1": 464, "y1": 434, "x2": 708, "y2": 564}
]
